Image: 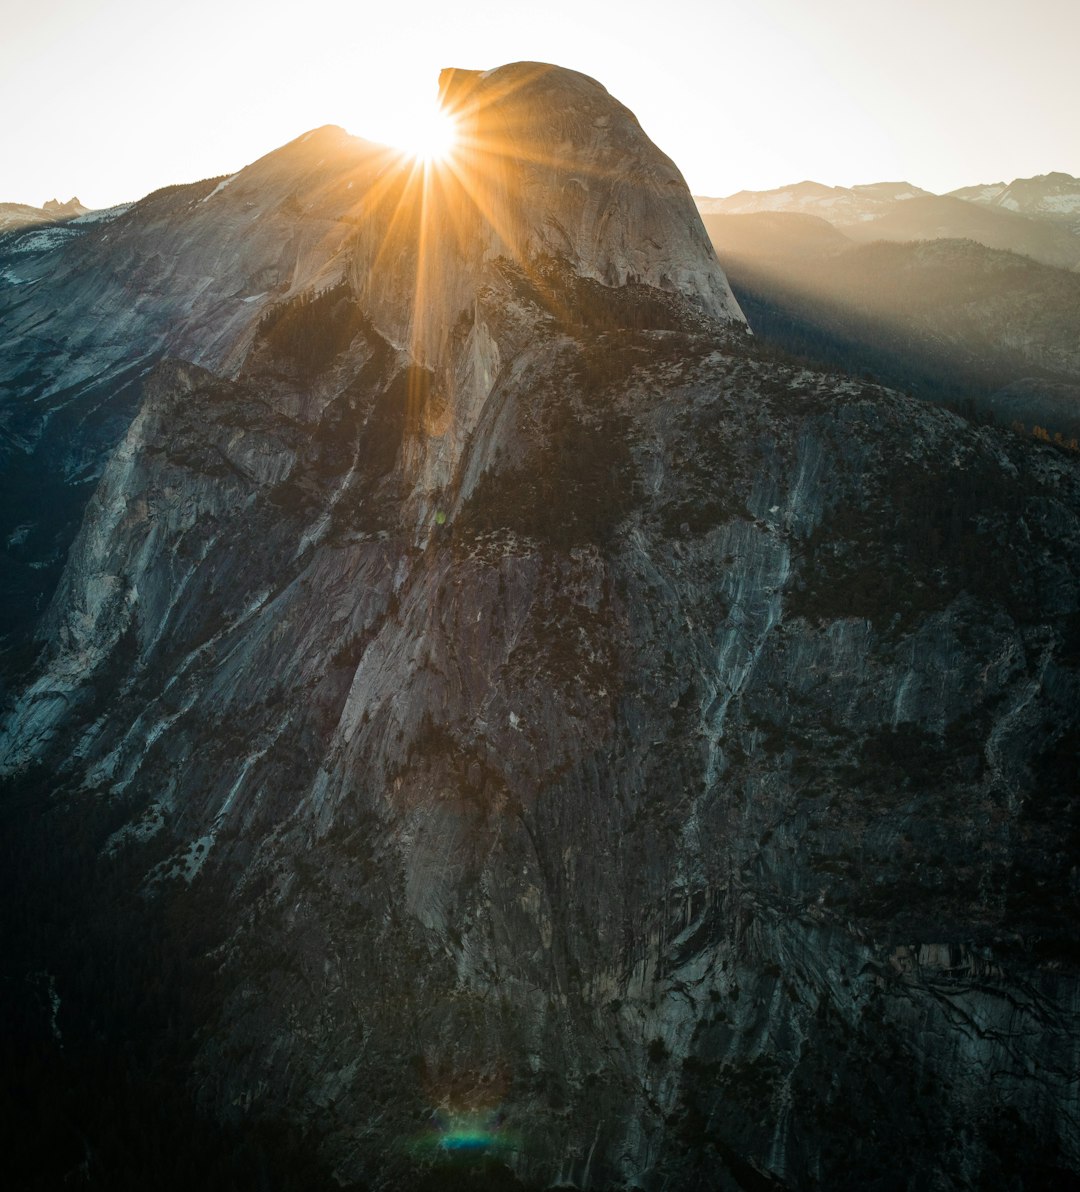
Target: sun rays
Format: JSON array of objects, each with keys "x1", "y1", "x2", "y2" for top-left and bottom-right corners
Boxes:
[
  {"x1": 322, "y1": 65, "x2": 613, "y2": 370},
  {"x1": 391, "y1": 106, "x2": 460, "y2": 165}
]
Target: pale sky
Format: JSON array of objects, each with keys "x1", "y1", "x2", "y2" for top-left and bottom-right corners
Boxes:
[{"x1": 2, "y1": 0, "x2": 1077, "y2": 210}]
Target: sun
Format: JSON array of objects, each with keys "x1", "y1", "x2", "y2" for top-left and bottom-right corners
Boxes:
[{"x1": 392, "y1": 105, "x2": 459, "y2": 165}]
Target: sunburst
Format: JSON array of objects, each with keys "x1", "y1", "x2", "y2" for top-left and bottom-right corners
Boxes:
[{"x1": 391, "y1": 105, "x2": 459, "y2": 165}]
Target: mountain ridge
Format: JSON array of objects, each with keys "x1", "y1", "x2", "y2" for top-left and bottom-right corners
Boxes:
[
  {"x1": 696, "y1": 172, "x2": 1080, "y2": 270},
  {"x1": 703, "y1": 210, "x2": 1080, "y2": 437},
  {"x1": 0, "y1": 195, "x2": 88, "y2": 233}
]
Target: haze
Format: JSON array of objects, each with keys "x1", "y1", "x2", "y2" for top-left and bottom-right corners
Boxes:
[{"x1": 2, "y1": 0, "x2": 1077, "y2": 210}]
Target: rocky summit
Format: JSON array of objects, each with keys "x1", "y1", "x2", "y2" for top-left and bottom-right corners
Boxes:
[{"x1": 2, "y1": 63, "x2": 1079, "y2": 1191}]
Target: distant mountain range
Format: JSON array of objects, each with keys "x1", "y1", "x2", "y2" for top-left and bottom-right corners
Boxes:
[
  {"x1": 696, "y1": 172, "x2": 1080, "y2": 439},
  {"x1": 949, "y1": 171, "x2": 1080, "y2": 227},
  {"x1": 704, "y1": 211, "x2": 1080, "y2": 438},
  {"x1": 697, "y1": 172, "x2": 1080, "y2": 270},
  {"x1": 697, "y1": 179, "x2": 932, "y2": 223},
  {"x1": 0, "y1": 196, "x2": 88, "y2": 233}
]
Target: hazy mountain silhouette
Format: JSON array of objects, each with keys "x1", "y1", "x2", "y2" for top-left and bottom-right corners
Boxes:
[
  {"x1": 698, "y1": 179, "x2": 1080, "y2": 270},
  {"x1": 704, "y1": 210, "x2": 1080, "y2": 440}
]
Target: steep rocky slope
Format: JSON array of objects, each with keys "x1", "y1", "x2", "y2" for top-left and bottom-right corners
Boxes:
[
  {"x1": 2, "y1": 63, "x2": 1079, "y2": 1192},
  {"x1": 0, "y1": 125, "x2": 391, "y2": 670}
]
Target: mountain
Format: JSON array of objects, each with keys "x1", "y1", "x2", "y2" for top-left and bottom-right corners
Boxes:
[
  {"x1": 696, "y1": 209, "x2": 853, "y2": 259},
  {"x1": 0, "y1": 127, "x2": 402, "y2": 668},
  {"x1": 697, "y1": 182, "x2": 1080, "y2": 271},
  {"x1": 3, "y1": 63, "x2": 1080, "y2": 1191},
  {"x1": 0, "y1": 195, "x2": 89, "y2": 233},
  {"x1": 840, "y1": 193, "x2": 1080, "y2": 270},
  {"x1": 696, "y1": 179, "x2": 931, "y2": 223},
  {"x1": 704, "y1": 212, "x2": 1080, "y2": 437},
  {"x1": 949, "y1": 171, "x2": 1080, "y2": 229},
  {"x1": 0, "y1": 86, "x2": 738, "y2": 675}
]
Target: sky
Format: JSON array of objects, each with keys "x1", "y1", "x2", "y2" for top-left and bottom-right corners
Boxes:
[{"x1": 2, "y1": 0, "x2": 1078, "y2": 210}]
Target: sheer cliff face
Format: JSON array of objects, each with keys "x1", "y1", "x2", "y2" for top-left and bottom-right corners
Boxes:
[{"x1": 3, "y1": 64, "x2": 1080, "y2": 1191}]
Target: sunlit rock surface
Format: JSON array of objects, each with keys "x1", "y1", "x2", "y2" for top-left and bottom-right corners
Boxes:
[{"x1": 2, "y1": 62, "x2": 1079, "y2": 1191}]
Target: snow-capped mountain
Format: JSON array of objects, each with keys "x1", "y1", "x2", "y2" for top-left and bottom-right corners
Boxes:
[{"x1": 949, "y1": 171, "x2": 1080, "y2": 221}]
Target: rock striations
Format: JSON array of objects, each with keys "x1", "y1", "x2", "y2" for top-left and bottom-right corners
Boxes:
[{"x1": 2, "y1": 63, "x2": 1079, "y2": 1191}]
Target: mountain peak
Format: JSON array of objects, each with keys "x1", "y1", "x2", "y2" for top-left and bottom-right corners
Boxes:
[
  {"x1": 948, "y1": 170, "x2": 1080, "y2": 223},
  {"x1": 42, "y1": 196, "x2": 86, "y2": 215},
  {"x1": 364, "y1": 61, "x2": 745, "y2": 332}
]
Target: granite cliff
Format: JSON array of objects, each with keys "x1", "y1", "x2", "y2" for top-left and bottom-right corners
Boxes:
[{"x1": 2, "y1": 63, "x2": 1079, "y2": 1191}]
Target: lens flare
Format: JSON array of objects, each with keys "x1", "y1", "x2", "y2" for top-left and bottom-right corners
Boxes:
[
  {"x1": 392, "y1": 106, "x2": 458, "y2": 164},
  {"x1": 405, "y1": 1108, "x2": 520, "y2": 1163}
]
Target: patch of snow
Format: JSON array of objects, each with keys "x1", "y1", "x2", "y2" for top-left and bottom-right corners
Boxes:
[
  {"x1": 201, "y1": 173, "x2": 238, "y2": 202},
  {"x1": 1042, "y1": 194, "x2": 1080, "y2": 214},
  {"x1": 7, "y1": 226, "x2": 80, "y2": 255},
  {"x1": 70, "y1": 203, "x2": 132, "y2": 225}
]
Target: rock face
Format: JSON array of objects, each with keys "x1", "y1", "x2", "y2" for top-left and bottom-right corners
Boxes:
[
  {"x1": 3, "y1": 62, "x2": 1080, "y2": 1191},
  {"x1": 0, "y1": 127, "x2": 392, "y2": 666},
  {"x1": 0, "y1": 71, "x2": 740, "y2": 672}
]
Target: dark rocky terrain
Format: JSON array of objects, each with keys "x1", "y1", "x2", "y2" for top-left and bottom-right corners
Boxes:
[{"x1": 2, "y1": 63, "x2": 1080, "y2": 1191}]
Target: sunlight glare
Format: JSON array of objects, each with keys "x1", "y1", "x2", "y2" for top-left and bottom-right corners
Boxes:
[{"x1": 390, "y1": 105, "x2": 459, "y2": 165}]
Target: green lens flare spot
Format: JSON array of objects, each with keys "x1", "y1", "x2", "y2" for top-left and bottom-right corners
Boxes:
[{"x1": 403, "y1": 1111, "x2": 520, "y2": 1162}]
